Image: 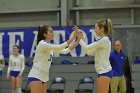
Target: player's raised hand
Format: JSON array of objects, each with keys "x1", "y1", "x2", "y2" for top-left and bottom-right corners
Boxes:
[
  {"x1": 72, "y1": 25, "x2": 79, "y2": 39},
  {"x1": 77, "y1": 31, "x2": 83, "y2": 40},
  {"x1": 73, "y1": 25, "x2": 78, "y2": 33}
]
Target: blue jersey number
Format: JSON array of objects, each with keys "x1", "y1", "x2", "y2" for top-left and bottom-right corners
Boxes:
[{"x1": 48, "y1": 55, "x2": 53, "y2": 61}]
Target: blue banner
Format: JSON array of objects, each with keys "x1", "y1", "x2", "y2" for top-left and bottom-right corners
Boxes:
[{"x1": 0, "y1": 26, "x2": 100, "y2": 57}]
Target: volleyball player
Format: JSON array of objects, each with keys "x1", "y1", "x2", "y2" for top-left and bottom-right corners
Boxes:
[
  {"x1": 7, "y1": 45, "x2": 25, "y2": 93},
  {"x1": 78, "y1": 19, "x2": 113, "y2": 93},
  {"x1": 28, "y1": 25, "x2": 80, "y2": 93}
]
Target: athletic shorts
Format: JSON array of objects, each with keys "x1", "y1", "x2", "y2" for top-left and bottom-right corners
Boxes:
[
  {"x1": 0, "y1": 70, "x2": 2, "y2": 77},
  {"x1": 27, "y1": 77, "x2": 45, "y2": 84},
  {"x1": 98, "y1": 70, "x2": 113, "y2": 78},
  {"x1": 10, "y1": 71, "x2": 20, "y2": 78}
]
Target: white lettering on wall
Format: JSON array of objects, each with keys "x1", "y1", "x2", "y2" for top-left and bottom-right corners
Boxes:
[
  {"x1": 8, "y1": 32, "x2": 24, "y2": 56},
  {"x1": 53, "y1": 30, "x2": 65, "y2": 57},
  {"x1": 30, "y1": 31, "x2": 38, "y2": 57},
  {"x1": 69, "y1": 29, "x2": 88, "y2": 57},
  {"x1": 0, "y1": 33, "x2": 4, "y2": 54}
]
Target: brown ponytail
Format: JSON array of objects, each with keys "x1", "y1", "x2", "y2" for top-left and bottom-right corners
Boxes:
[{"x1": 37, "y1": 25, "x2": 49, "y2": 45}]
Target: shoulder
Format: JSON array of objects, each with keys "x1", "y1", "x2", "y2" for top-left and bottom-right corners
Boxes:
[
  {"x1": 19, "y1": 54, "x2": 25, "y2": 59},
  {"x1": 9, "y1": 55, "x2": 14, "y2": 61},
  {"x1": 38, "y1": 40, "x2": 44, "y2": 45},
  {"x1": 97, "y1": 37, "x2": 111, "y2": 47},
  {"x1": 98, "y1": 37, "x2": 110, "y2": 43},
  {"x1": 18, "y1": 54, "x2": 25, "y2": 59},
  {"x1": 38, "y1": 40, "x2": 50, "y2": 47},
  {"x1": 9, "y1": 55, "x2": 13, "y2": 58},
  {"x1": 120, "y1": 51, "x2": 125, "y2": 57},
  {"x1": 39, "y1": 40, "x2": 50, "y2": 44},
  {"x1": 111, "y1": 50, "x2": 116, "y2": 53},
  {"x1": 103, "y1": 37, "x2": 110, "y2": 42}
]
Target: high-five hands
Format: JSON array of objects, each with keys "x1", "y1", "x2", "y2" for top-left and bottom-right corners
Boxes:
[
  {"x1": 67, "y1": 25, "x2": 81, "y2": 50},
  {"x1": 73, "y1": 25, "x2": 83, "y2": 41},
  {"x1": 72, "y1": 25, "x2": 79, "y2": 39},
  {"x1": 67, "y1": 25, "x2": 83, "y2": 45},
  {"x1": 77, "y1": 31, "x2": 83, "y2": 40}
]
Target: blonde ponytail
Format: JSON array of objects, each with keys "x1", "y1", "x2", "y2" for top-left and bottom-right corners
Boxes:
[
  {"x1": 106, "y1": 19, "x2": 113, "y2": 36},
  {"x1": 96, "y1": 19, "x2": 113, "y2": 36}
]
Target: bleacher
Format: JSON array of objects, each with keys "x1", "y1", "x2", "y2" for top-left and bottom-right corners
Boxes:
[
  {"x1": 0, "y1": 56, "x2": 97, "y2": 93},
  {"x1": 1, "y1": 56, "x2": 140, "y2": 93},
  {"x1": 131, "y1": 64, "x2": 140, "y2": 93}
]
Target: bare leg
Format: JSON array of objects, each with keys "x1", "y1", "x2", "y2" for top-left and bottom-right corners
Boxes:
[
  {"x1": 11, "y1": 77, "x2": 16, "y2": 93},
  {"x1": 29, "y1": 81, "x2": 43, "y2": 93},
  {"x1": 16, "y1": 76, "x2": 23, "y2": 93},
  {"x1": 42, "y1": 82, "x2": 47, "y2": 93},
  {"x1": 97, "y1": 76, "x2": 111, "y2": 93}
]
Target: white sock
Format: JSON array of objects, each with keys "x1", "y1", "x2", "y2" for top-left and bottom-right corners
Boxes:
[
  {"x1": 11, "y1": 89, "x2": 16, "y2": 93},
  {"x1": 16, "y1": 88, "x2": 22, "y2": 93}
]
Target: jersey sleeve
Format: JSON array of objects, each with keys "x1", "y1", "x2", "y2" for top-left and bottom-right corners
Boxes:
[
  {"x1": 7, "y1": 56, "x2": 12, "y2": 74},
  {"x1": 20, "y1": 55, "x2": 25, "y2": 74},
  {"x1": 53, "y1": 48, "x2": 71, "y2": 54},
  {"x1": 79, "y1": 37, "x2": 109, "y2": 52},
  {"x1": 86, "y1": 50, "x2": 96, "y2": 56},
  {"x1": 41, "y1": 42, "x2": 68, "y2": 51}
]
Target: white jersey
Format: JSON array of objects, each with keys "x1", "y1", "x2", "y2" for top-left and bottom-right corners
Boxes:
[
  {"x1": 28, "y1": 40, "x2": 70, "y2": 82},
  {"x1": 7, "y1": 54, "x2": 25, "y2": 74},
  {"x1": 80, "y1": 36, "x2": 112, "y2": 74},
  {"x1": 0, "y1": 55, "x2": 5, "y2": 70}
]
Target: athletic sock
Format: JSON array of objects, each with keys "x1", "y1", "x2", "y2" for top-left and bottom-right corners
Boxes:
[{"x1": 16, "y1": 88, "x2": 22, "y2": 93}]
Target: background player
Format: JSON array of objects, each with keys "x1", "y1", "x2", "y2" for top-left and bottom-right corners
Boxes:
[
  {"x1": 78, "y1": 19, "x2": 113, "y2": 93},
  {"x1": 28, "y1": 25, "x2": 80, "y2": 93},
  {"x1": 7, "y1": 45, "x2": 25, "y2": 93}
]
